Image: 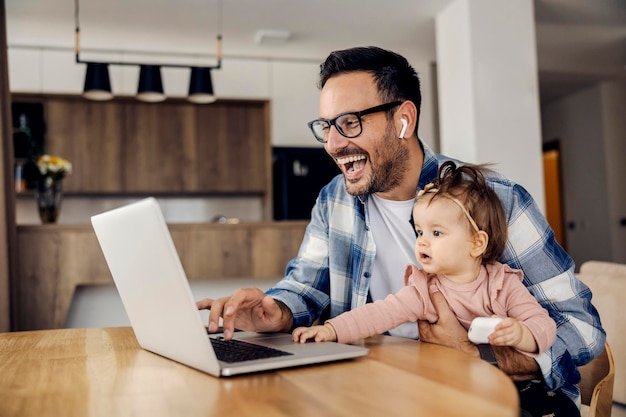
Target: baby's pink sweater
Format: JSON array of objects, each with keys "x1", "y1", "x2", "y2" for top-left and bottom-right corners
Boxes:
[{"x1": 327, "y1": 262, "x2": 556, "y2": 356}]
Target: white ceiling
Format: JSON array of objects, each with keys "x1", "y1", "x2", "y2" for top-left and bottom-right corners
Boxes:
[
  {"x1": 534, "y1": 0, "x2": 626, "y2": 102},
  {"x1": 5, "y1": 0, "x2": 450, "y2": 61},
  {"x1": 5, "y1": 0, "x2": 626, "y2": 103}
]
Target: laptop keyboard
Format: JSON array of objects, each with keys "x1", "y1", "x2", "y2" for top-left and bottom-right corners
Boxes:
[{"x1": 210, "y1": 337, "x2": 293, "y2": 363}]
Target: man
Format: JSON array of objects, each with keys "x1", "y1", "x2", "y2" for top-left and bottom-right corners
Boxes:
[{"x1": 197, "y1": 46, "x2": 605, "y2": 415}]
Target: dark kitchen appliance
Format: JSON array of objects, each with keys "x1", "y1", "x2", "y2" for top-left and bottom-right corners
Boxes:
[{"x1": 272, "y1": 147, "x2": 340, "y2": 220}]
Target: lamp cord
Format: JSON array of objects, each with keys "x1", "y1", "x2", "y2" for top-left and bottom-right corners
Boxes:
[
  {"x1": 74, "y1": 0, "x2": 80, "y2": 60},
  {"x1": 74, "y1": 0, "x2": 222, "y2": 69},
  {"x1": 217, "y1": 0, "x2": 222, "y2": 35}
]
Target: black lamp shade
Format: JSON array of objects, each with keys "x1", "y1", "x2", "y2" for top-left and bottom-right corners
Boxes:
[
  {"x1": 83, "y1": 63, "x2": 113, "y2": 101},
  {"x1": 137, "y1": 65, "x2": 165, "y2": 102},
  {"x1": 188, "y1": 67, "x2": 216, "y2": 104}
]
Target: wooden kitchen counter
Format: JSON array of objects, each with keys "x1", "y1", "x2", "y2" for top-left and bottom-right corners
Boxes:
[{"x1": 15, "y1": 221, "x2": 307, "y2": 331}]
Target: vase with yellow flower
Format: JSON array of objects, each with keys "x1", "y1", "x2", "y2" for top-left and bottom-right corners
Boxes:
[{"x1": 35, "y1": 154, "x2": 72, "y2": 224}]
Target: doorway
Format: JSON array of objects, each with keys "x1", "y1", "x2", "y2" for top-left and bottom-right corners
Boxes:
[{"x1": 543, "y1": 140, "x2": 566, "y2": 249}]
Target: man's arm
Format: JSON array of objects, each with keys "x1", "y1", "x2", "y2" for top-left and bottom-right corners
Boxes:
[
  {"x1": 417, "y1": 291, "x2": 542, "y2": 379},
  {"x1": 267, "y1": 177, "x2": 358, "y2": 329},
  {"x1": 208, "y1": 178, "x2": 344, "y2": 333},
  {"x1": 492, "y1": 346, "x2": 541, "y2": 381},
  {"x1": 493, "y1": 180, "x2": 605, "y2": 393},
  {"x1": 197, "y1": 289, "x2": 294, "y2": 339}
]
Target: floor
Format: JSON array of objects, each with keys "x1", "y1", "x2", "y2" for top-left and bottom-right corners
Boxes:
[
  {"x1": 614, "y1": 403, "x2": 626, "y2": 417},
  {"x1": 65, "y1": 277, "x2": 279, "y2": 328}
]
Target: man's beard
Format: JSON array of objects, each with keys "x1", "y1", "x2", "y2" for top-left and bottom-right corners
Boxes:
[{"x1": 345, "y1": 125, "x2": 409, "y2": 197}]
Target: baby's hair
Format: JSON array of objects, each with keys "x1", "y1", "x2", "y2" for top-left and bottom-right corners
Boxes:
[{"x1": 418, "y1": 161, "x2": 507, "y2": 263}]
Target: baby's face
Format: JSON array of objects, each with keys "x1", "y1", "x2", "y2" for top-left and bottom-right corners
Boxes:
[{"x1": 412, "y1": 196, "x2": 476, "y2": 276}]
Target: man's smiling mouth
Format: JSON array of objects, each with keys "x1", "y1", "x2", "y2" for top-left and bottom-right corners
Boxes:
[{"x1": 336, "y1": 155, "x2": 367, "y2": 173}]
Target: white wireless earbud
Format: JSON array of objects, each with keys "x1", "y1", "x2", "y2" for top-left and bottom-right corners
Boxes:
[{"x1": 399, "y1": 118, "x2": 408, "y2": 139}]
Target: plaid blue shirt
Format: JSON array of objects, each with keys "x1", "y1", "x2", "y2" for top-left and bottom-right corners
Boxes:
[{"x1": 266, "y1": 141, "x2": 605, "y2": 404}]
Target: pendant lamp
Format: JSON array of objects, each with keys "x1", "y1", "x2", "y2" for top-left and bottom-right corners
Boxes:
[
  {"x1": 83, "y1": 63, "x2": 113, "y2": 101},
  {"x1": 75, "y1": 0, "x2": 222, "y2": 103},
  {"x1": 188, "y1": 67, "x2": 215, "y2": 104},
  {"x1": 137, "y1": 65, "x2": 165, "y2": 103}
]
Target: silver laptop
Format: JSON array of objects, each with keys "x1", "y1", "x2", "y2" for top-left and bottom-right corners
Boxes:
[{"x1": 91, "y1": 197, "x2": 368, "y2": 376}]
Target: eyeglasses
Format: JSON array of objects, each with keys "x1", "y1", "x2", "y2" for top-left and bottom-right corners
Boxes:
[{"x1": 307, "y1": 101, "x2": 402, "y2": 143}]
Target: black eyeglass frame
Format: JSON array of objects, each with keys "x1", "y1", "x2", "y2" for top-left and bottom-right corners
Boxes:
[{"x1": 307, "y1": 101, "x2": 403, "y2": 143}]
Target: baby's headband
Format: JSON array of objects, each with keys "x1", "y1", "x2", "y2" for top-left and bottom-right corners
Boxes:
[{"x1": 417, "y1": 183, "x2": 480, "y2": 232}]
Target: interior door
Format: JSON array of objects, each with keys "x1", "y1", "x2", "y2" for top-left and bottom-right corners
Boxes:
[{"x1": 543, "y1": 142, "x2": 565, "y2": 249}]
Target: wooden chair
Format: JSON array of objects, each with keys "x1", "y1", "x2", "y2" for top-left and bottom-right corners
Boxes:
[
  {"x1": 578, "y1": 261, "x2": 625, "y2": 407},
  {"x1": 579, "y1": 342, "x2": 615, "y2": 417}
]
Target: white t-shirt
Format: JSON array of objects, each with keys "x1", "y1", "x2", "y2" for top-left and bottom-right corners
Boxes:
[{"x1": 367, "y1": 194, "x2": 419, "y2": 339}]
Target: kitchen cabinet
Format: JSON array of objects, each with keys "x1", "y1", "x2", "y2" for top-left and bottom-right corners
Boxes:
[
  {"x1": 124, "y1": 100, "x2": 269, "y2": 193},
  {"x1": 122, "y1": 101, "x2": 196, "y2": 193},
  {"x1": 15, "y1": 221, "x2": 307, "y2": 330},
  {"x1": 46, "y1": 98, "x2": 124, "y2": 193},
  {"x1": 14, "y1": 94, "x2": 271, "y2": 198}
]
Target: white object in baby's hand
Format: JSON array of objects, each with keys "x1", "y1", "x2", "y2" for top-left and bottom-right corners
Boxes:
[{"x1": 468, "y1": 317, "x2": 503, "y2": 344}]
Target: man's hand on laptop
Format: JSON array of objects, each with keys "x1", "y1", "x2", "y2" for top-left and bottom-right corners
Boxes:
[{"x1": 197, "y1": 288, "x2": 294, "y2": 340}]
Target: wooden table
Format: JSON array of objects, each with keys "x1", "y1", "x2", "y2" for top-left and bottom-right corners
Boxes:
[{"x1": 0, "y1": 327, "x2": 519, "y2": 417}]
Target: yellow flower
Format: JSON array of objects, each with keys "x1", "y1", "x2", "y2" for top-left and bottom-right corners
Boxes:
[{"x1": 36, "y1": 154, "x2": 72, "y2": 180}]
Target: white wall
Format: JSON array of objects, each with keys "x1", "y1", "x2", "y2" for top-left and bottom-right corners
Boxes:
[
  {"x1": 269, "y1": 60, "x2": 321, "y2": 148},
  {"x1": 436, "y1": 0, "x2": 545, "y2": 210},
  {"x1": 541, "y1": 82, "x2": 626, "y2": 266},
  {"x1": 16, "y1": 195, "x2": 264, "y2": 224},
  {"x1": 600, "y1": 81, "x2": 626, "y2": 263}
]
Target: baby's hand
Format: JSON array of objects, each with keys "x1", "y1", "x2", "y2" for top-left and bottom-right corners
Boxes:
[
  {"x1": 488, "y1": 317, "x2": 523, "y2": 347},
  {"x1": 292, "y1": 323, "x2": 337, "y2": 343}
]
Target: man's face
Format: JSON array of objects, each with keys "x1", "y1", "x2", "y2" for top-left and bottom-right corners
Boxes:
[{"x1": 320, "y1": 72, "x2": 408, "y2": 197}]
